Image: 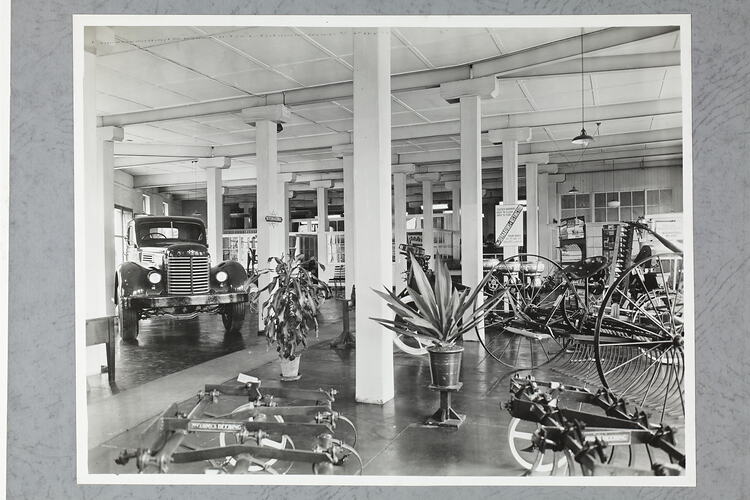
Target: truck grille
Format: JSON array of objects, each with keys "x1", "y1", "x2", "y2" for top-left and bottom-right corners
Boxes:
[{"x1": 167, "y1": 255, "x2": 210, "y2": 295}]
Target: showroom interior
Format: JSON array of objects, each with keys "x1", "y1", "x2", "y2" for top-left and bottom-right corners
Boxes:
[{"x1": 81, "y1": 24, "x2": 686, "y2": 477}]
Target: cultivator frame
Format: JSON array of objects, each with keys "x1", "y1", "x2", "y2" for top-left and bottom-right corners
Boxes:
[
  {"x1": 505, "y1": 375, "x2": 685, "y2": 476},
  {"x1": 115, "y1": 377, "x2": 361, "y2": 475}
]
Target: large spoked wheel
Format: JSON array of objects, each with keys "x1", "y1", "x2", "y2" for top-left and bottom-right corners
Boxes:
[
  {"x1": 392, "y1": 297, "x2": 433, "y2": 356},
  {"x1": 221, "y1": 302, "x2": 246, "y2": 333},
  {"x1": 594, "y1": 253, "x2": 685, "y2": 420},
  {"x1": 507, "y1": 417, "x2": 568, "y2": 473},
  {"x1": 478, "y1": 254, "x2": 580, "y2": 370}
]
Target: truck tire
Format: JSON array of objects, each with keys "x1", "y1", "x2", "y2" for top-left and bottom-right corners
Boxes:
[
  {"x1": 222, "y1": 302, "x2": 246, "y2": 333},
  {"x1": 119, "y1": 305, "x2": 140, "y2": 342}
]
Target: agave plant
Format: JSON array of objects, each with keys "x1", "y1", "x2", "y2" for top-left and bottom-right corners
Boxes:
[
  {"x1": 260, "y1": 254, "x2": 330, "y2": 360},
  {"x1": 371, "y1": 255, "x2": 504, "y2": 349}
]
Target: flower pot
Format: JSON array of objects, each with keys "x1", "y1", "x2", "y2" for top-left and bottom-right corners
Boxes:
[
  {"x1": 279, "y1": 355, "x2": 301, "y2": 381},
  {"x1": 426, "y1": 345, "x2": 464, "y2": 389}
]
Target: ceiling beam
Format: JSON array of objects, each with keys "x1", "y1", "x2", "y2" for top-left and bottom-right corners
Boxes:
[
  {"x1": 99, "y1": 27, "x2": 678, "y2": 128},
  {"x1": 397, "y1": 128, "x2": 682, "y2": 164},
  {"x1": 473, "y1": 26, "x2": 678, "y2": 77},
  {"x1": 392, "y1": 98, "x2": 681, "y2": 141},
  {"x1": 115, "y1": 132, "x2": 351, "y2": 158},
  {"x1": 500, "y1": 51, "x2": 680, "y2": 78}
]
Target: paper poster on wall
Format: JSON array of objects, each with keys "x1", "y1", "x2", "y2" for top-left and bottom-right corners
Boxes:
[
  {"x1": 642, "y1": 213, "x2": 684, "y2": 253},
  {"x1": 495, "y1": 204, "x2": 524, "y2": 247},
  {"x1": 406, "y1": 232, "x2": 423, "y2": 247}
]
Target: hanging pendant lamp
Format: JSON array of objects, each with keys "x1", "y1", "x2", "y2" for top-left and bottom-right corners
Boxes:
[
  {"x1": 571, "y1": 31, "x2": 593, "y2": 146},
  {"x1": 607, "y1": 160, "x2": 620, "y2": 208}
]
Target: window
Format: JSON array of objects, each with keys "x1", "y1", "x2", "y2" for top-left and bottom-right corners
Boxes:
[
  {"x1": 647, "y1": 189, "x2": 674, "y2": 215},
  {"x1": 162, "y1": 201, "x2": 169, "y2": 216},
  {"x1": 142, "y1": 194, "x2": 151, "y2": 215},
  {"x1": 593, "y1": 189, "x2": 671, "y2": 222},
  {"x1": 113, "y1": 206, "x2": 133, "y2": 267},
  {"x1": 134, "y1": 220, "x2": 206, "y2": 247},
  {"x1": 560, "y1": 193, "x2": 592, "y2": 222}
]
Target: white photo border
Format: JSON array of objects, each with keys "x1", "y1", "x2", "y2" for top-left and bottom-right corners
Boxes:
[{"x1": 73, "y1": 13, "x2": 695, "y2": 487}]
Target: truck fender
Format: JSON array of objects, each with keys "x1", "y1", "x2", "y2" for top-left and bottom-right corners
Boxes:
[
  {"x1": 212, "y1": 260, "x2": 248, "y2": 291},
  {"x1": 115, "y1": 261, "x2": 150, "y2": 303}
]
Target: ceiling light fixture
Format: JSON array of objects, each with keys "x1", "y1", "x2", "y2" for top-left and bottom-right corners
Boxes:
[
  {"x1": 571, "y1": 30, "x2": 593, "y2": 147},
  {"x1": 607, "y1": 160, "x2": 621, "y2": 208}
]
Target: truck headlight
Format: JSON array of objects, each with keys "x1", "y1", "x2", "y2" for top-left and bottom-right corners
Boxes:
[
  {"x1": 216, "y1": 270, "x2": 228, "y2": 283},
  {"x1": 147, "y1": 271, "x2": 162, "y2": 284}
]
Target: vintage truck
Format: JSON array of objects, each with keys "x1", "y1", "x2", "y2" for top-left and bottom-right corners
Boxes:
[{"x1": 115, "y1": 215, "x2": 249, "y2": 341}]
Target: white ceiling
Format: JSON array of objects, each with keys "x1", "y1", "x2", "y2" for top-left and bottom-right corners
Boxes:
[{"x1": 95, "y1": 26, "x2": 683, "y2": 194}]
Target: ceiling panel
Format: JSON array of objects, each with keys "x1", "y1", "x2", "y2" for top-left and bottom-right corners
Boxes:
[
  {"x1": 589, "y1": 32, "x2": 679, "y2": 57},
  {"x1": 592, "y1": 67, "x2": 667, "y2": 88},
  {"x1": 397, "y1": 28, "x2": 500, "y2": 68},
  {"x1": 274, "y1": 58, "x2": 352, "y2": 86},
  {"x1": 96, "y1": 92, "x2": 149, "y2": 114},
  {"x1": 146, "y1": 37, "x2": 262, "y2": 77},
  {"x1": 160, "y1": 78, "x2": 247, "y2": 100},
  {"x1": 392, "y1": 111, "x2": 430, "y2": 127},
  {"x1": 298, "y1": 27, "x2": 353, "y2": 56},
  {"x1": 658, "y1": 75, "x2": 682, "y2": 99},
  {"x1": 124, "y1": 124, "x2": 214, "y2": 145},
  {"x1": 521, "y1": 74, "x2": 591, "y2": 99},
  {"x1": 530, "y1": 90, "x2": 595, "y2": 111},
  {"x1": 98, "y1": 49, "x2": 203, "y2": 85},
  {"x1": 155, "y1": 119, "x2": 229, "y2": 138},
  {"x1": 290, "y1": 103, "x2": 352, "y2": 122},
  {"x1": 315, "y1": 118, "x2": 352, "y2": 132},
  {"x1": 96, "y1": 66, "x2": 196, "y2": 107},
  {"x1": 211, "y1": 68, "x2": 301, "y2": 94},
  {"x1": 489, "y1": 27, "x2": 585, "y2": 54},
  {"x1": 192, "y1": 114, "x2": 249, "y2": 131},
  {"x1": 481, "y1": 98, "x2": 535, "y2": 116},
  {"x1": 280, "y1": 123, "x2": 332, "y2": 137},
  {"x1": 220, "y1": 27, "x2": 331, "y2": 66},
  {"x1": 649, "y1": 114, "x2": 683, "y2": 129},
  {"x1": 390, "y1": 46, "x2": 432, "y2": 73},
  {"x1": 392, "y1": 88, "x2": 451, "y2": 111},
  {"x1": 596, "y1": 80, "x2": 663, "y2": 105}
]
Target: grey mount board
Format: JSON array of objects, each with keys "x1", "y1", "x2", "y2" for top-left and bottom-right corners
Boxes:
[{"x1": 8, "y1": 0, "x2": 750, "y2": 498}]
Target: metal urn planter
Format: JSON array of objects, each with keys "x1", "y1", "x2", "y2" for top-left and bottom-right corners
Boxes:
[{"x1": 427, "y1": 345, "x2": 463, "y2": 388}]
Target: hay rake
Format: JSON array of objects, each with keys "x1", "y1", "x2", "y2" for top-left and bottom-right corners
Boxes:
[{"x1": 480, "y1": 222, "x2": 686, "y2": 422}]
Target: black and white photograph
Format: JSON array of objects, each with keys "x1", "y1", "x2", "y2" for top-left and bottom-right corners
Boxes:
[{"x1": 74, "y1": 15, "x2": 694, "y2": 485}]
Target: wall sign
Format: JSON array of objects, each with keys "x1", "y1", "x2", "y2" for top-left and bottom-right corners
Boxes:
[
  {"x1": 495, "y1": 204, "x2": 524, "y2": 247},
  {"x1": 264, "y1": 214, "x2": 283, "y2": 224}
]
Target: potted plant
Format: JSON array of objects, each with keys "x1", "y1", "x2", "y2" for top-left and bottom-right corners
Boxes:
[
  {"x1": 260, "y1": 254, "x2": 330, "y2": 380},
  {"x1": 372, "y1": 255, "x2": 503, "y2": 389}
]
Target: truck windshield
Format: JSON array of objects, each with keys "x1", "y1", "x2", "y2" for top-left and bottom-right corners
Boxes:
[{"x1": 135, "y1": 221, "x2": 206, "y2": 247}]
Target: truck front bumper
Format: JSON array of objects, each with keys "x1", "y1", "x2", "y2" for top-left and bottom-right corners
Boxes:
[{"x1": 123, "y1": 292, "x2": 248, "y2": 309}]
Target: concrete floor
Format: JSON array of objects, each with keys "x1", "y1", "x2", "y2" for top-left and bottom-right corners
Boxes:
[{"x1": 87, "y1": 299, "x2": 684, "y2": 477}]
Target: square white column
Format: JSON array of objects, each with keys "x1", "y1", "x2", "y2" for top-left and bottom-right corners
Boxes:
[
  {"x1": 336, "y1": 148, "x2": 356, "y2": 297},
  {"x1": 441, "y1": 76, "x2": 499, "y2": 343},
  {"x1": 85, "y1": 125, "x2": 123, "y2": 320},
  {"x1": 311, "y1": 180, "x2": 332, "y2": 281},
  {"x1": 489, "y1": 128, "x2": 532, "y2": 258},
  {"x1": 445, "y1": 180, "x2": 461, "y2": 261},
  {"x1": 197, "y1": 157, "x2": 230, "y2": 266},
  {"x1": 392, "y1": 173, "x2": 408, "y2": 282},
  {"x1": 538, "y1": 172, "x2": 550, "y2": 259},
  {"x1": 251, "y1": 116, "x2": 287, "y2": 331},
  {"x1": 353, "y1": 27, "x2": 394, "y2": 405},
  {"x1": 526, "y1": 162, "x2": 539, "y2": 255},
  {"x1": 458, "y1": 96, "x2": 484, "y2": 342}
]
